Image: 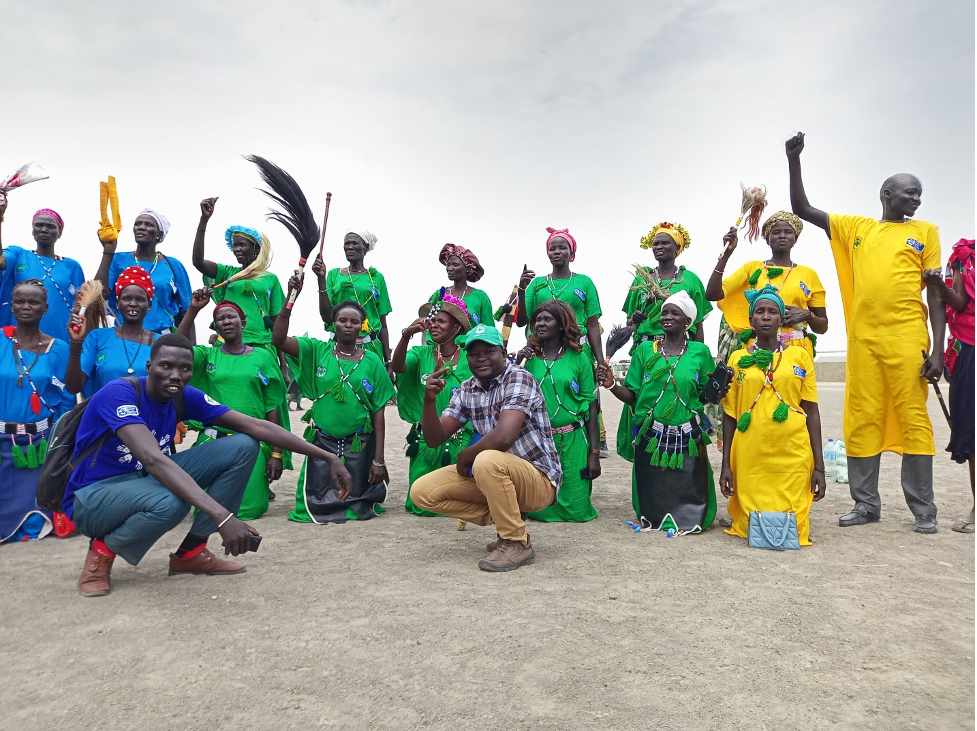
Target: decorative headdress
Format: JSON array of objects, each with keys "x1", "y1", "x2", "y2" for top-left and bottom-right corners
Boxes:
[
  {"x1": 545, "y1": 227, "x2": 577, "y2": 262},
  {"x1": 439, "y1": 243, "x2": 485, "y2": 282},
  {"x1": 761, "y1": 211, "x2": 803, "y2": 239},
  {"x1": 640, "y1": 222, "x2": 691, "y2": 255},
  {"x1": 745, "y1": 284, "x2": 785, "y2": 317},
  {"x1": 225, "y1": 225, "x2": 266, "y2": 252},
  {"x1": 418, "y1": 288, "x2": 472, "y2": 332},
  {"x1": 115, "y1": 266, "x2": 154, "y2": 299}
]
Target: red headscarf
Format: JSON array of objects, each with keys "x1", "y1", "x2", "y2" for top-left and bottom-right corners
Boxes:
[
  {"x1": 439, "y1": 243, "x2": 485, "y2": 282},
  {"x1": 213, "y1": 300, "x2": 246, "y2": 322},
  {"x1": 115, "y1": 266, "x2": 154, "y2": 299},
  {"x1": 545, "y1": 227, "x2": 577, "y2": 262},
  {"x1": 33, "y1": 208, "x2": 64, "y2": 232}
]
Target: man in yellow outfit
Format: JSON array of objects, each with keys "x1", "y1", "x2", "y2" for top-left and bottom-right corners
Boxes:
[{"x1": 786, "y1": 132, "x2": 945, "y2": 534}]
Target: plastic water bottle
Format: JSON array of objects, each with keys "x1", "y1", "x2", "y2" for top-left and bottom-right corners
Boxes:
[
  {"x1": 824, "y1": 438, "x2": 837, "y2": 482},
  {"x1": 835, "y1": 440, "x2": 848, "y2": 484}
]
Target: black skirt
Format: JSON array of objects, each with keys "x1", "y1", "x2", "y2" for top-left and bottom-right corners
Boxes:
[
  {"x1": 304, "y1": 431, "x2": 387, "y2": 522},
  {"x1": 948, "y1": 342, "x2": 975, "y2": 463},
  {"x1": 632, "y1": 432, "x2": 716, "y2": 532}
]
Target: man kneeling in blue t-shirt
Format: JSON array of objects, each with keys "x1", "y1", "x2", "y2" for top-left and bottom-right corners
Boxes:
[{"x1": 66, "y1": 333, "x2": 352, "y2": 597}]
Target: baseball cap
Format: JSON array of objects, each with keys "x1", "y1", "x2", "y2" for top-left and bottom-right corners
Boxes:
[{"x1": 461, "y1": 323, "x2": 504, "y2": 350}]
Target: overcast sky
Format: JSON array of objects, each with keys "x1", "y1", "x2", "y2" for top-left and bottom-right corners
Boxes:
[{"x1": 3, "y1": 0, "x2": 974, "y2": 354}]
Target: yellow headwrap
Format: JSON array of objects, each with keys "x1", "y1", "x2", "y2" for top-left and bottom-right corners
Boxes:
[
  {"x1": 640, "y1": 222, "x2": 691, "y2": 255},
  {"x1": 761, "y1": 211, "x2": 803, "y2": 239}
]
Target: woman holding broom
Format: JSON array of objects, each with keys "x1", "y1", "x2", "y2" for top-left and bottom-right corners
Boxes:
[
  {"x1": 65, "y1": 267, "x2": 158, "y2": 397},
  {"x1": 175, "y1": 288, "x2": 286, "y2": 520},
  {"x1": 273, "y1": 272, "x2": 395, "y2": 523},
  {"x1": 719, "y1": 285, "x2": 826, "y2": 546},
  {"x1": 392, "y1": 290, "x2": 473, "y2": 515},
  {"x1": 311, "y1": 230, "x2": 393, "y2": 370},
  {"x1": 599, "y1": 291, "x2": 721, "y2": 533},
  {"x1": 0, "y1": 280, "x2": 74, "y2": 543},
  {"x1": 517, "y1": 300, "x2": 600, "y2": 522}
]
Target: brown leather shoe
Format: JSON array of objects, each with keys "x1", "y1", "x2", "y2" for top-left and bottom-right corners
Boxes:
[
  {"x1": 478, "y1": 535, "x2": 535, "y2": 572},
  {"x1": 168, "y1": 547, "x2": 246, "y2": 576},
  {"x1": 79, "y1": 548, "x2": 114, "y2": 597},
  {"x1": 485, "y1": 534, "x2": 503, "y2": 552}
]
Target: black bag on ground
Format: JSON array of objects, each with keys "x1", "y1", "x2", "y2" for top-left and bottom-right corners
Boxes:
[{"x1": 35, "y1": 377, "x2": 143, "y2": 513}]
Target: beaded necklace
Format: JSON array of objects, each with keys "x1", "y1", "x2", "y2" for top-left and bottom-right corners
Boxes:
[
  {"x1": 544, "y1": 273, "x2": 575, "y2": 298},
  {"x1": 28, "y1": 251, "x2": 72, "y2": 312},
  {"x1": 10, "y1": 334, "x2": 52, "y2": 415},
  {"x1": 342, "y1": 267, "x2": 380, "y2": 306},
  {"x1": 734, "y1": 343, "x2": 805, "y2": 431}
]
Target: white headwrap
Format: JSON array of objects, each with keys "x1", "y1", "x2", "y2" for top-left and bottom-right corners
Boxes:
[
  {"x1": 139, "y1": 208, "x2": 171, "y2": 241},
  {"x1": 349, "y1": 229, "x2": 377, "y2": 251},
  {"x1": 662, "y1": 290, "x2": 697, "y2": 328}
]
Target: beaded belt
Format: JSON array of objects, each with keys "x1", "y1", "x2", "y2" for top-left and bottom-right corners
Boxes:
[
  {"x1": 552, "y1": 420, "x2": 584, "y2": 435},
  {"x1": 0, "y1": 417, "x2": 51, "y2": 435},
  {"x1": 779, "y1": 329, "x2": 808, "y2": 343}
]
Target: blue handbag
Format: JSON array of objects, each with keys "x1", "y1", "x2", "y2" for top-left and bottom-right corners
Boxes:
[{"x1": 747, "y1": 511, "x2": 800, "y2": 551}]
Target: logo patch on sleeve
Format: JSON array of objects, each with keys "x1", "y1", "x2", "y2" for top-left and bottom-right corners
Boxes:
[
  {"x1": 906, "y1": 238, "x2": 924, "y2": 253},
  {"x1": 799, "y1": 281, "x2": 811, "y2": 296},
  {"x1": 362, "y1": 378, "x2": 374, "y2": 393},
  {"x1": 204, "y1": 394, "x2": 221, "y2": 405},
  {"x1": 256, "y1": 369, "x2": 269, "y2": 385},
  {"x1": 570, "y1": 378, "x2": 580, "y2": 393},
  {"x1": 117, "y1": 404, "x2": 139, "y2": 418},
  {"x1": 793, "y1": 366, "x2": 807, "y2": 378},
  {"x1": 573, "y1": 287, "x2": 586, "y2": 302}
]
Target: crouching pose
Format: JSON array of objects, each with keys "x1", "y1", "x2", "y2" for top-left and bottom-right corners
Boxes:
[
  {"x1": 410, "y1": 324, "x2": 563, "y2": 572},
  {"x1": 66, "y1": 333, "x2": 351, "y2": 597}
]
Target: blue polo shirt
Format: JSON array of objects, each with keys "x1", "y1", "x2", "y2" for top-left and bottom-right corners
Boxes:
[{"x1": 62, "y1": 377, "x2": 229, "y2": 517}]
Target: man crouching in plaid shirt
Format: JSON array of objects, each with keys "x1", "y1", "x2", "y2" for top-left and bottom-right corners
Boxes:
[{"x1": 413, "y1": 324, "x2": 562, "y2": 572}]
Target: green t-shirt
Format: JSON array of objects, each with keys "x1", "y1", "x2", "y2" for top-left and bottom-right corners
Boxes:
[
  {"x1": 396, "y1": 345, "x2": 474, "y2": 424},
  {"x1": 525, "y1": 273, "x2": 601, "y2": 329},
  {"x1": 623, "y1": 340, "x2": 715, "y2": 426},
  {"x1": 325, "y1": 267, "x2": 392, "y2": 334},
  {"x1": 523, "y1": 349, "x2": 596, "y2": 428},
  {"x1": 286, "y1": 337, "x2": 395, "y2": 437},
  {"x1": 189, "y1": 345, "x2": 285, "y2": 427},
  {"x1": 621, "y1": 265, "x2": 712, "y2": 339},
  {"x1": 204, "y1": 265, "x2": 285, "y2": 346}
]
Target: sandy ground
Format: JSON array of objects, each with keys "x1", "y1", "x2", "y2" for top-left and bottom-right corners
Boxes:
[{"x1": 1, "y1": 384, "x2": 974, "y2": 731}]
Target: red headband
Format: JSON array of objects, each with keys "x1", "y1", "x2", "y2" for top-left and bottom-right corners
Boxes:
[
  {"x1": 545, "y1": 227, "x2": 577, "y2": 262},
  {"x1": 115, "y1": 266, "x2": 154, "y2": 299},
  {"x1": 33, "y1": 208, "x2": 64, "y2": 231},
  {"x1": 213, "y1": 300, "x2": 246, "y2": 322}
]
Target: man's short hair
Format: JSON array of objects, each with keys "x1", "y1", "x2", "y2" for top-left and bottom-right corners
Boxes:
[{"x1": 150, "y1": 332, "x2": 194, "y2": 361}]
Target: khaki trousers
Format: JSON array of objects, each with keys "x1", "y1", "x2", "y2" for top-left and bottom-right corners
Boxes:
[{"x1": 410, "y1": 450, "x2": 556, "y2": 543}]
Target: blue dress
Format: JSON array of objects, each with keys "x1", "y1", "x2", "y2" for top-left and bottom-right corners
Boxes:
[
  {"x1": 108, "y1": 252, "x2": 192, "y2": 334},
  {"x1": 0, "y1": 333, "x2": 74, "y2": 542},
  {"x1": 79, "y1": 327, "x2": 159, "y2": 397},
  {"x1": 0, "y1": 246, "x2": 86, "y2": 342}
]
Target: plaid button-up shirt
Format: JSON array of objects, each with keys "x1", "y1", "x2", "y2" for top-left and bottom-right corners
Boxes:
[{"x1": 443, "y1": 361, "x2": 563, "y2": 491}]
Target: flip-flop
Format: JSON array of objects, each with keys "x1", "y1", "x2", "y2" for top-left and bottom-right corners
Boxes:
[{"x1": 951, "y1": 520, "x2": 975, "y2": 534}]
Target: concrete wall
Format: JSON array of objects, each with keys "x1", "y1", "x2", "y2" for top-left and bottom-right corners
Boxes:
[{"x1": 815, "y1": 360, "x2": 846, "y2": 382}]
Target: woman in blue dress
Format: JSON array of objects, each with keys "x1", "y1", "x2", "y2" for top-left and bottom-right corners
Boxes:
[
  {"x1": 0, "y1": 280, "x2": 74, "y2": 543},
  {"x1": 94, "y1": 208, "x2": 193, "y2": 337},
  {"x1": 65, "y1": 266, "x2": 158, "y2": 397},
  {"x1": 0, "y1": 205, "x2": 85, "y2": 342}
]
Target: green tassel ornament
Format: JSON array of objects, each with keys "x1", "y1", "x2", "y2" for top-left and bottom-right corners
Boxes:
[
  {"x1": 651, "y1": 363, "x2": 669, "y2": 381},
  {"x1": 351, "y1": 433, "x2": 363, "y2": 453},
  {"x1": 687, "y1": 438, "x2": 699, "y2": 459},
  {"x1": 303, "y1": 425, "x2": 316, "y2": 442},
  {"x1": 765, "y1": 266, "x2": 784, "y2": 278},
  {"x1": 644, "y1": 435, "x2": 659, "y2": 454},
  {"x1": 644, "y1": 350, "x2": 662, "y2": 370},
  {"x1": 649, "y1": 449, "x2": 660, "y2": 466},
  {"x1": 26, "y1": 442, "x2": 38, "y2": 469},
  {"x1": 659, "y1": 400, "x2": 677, "y2": 421},
  {"x1": 676, "y1": 452, "x2": 684, "y2": 470},
  {"x1": 11, "y1": 443, "x2": 27, "y2": 469},
  {"x1": 492, "y1": 304, "x2": 507, "y2": 322},
  {"x1": 738, "y1": 329, "x2": 754, "y2": 344},
  {"x1": 38, "y1": 438, "x2": 47, "y2": 464},
  {"x1": 747, "y1": 269, "x2": 762, "y2": 288},
  {"x1": 753, "y1": 349, "x2": 774, "y2": 370},
  {"x1": 440, "y1": 448, "x2": 451, "y2": 467},
  {"x1": 736, "y1": 412, "x2": 752, "y2": 433},
  {"x1": 773, "y1": 401, "x2": 790, "y2": 422},
  {"x1": 329, "y1": 381, "x2": 348, "y2": 403},
  {"x1": 300, "y1": 409, "x2": 313, "y2": 423}
]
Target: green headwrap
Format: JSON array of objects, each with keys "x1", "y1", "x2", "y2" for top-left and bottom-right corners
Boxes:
[{"x1": 745, "y1": 283, "x2": 785, "y2": 317}]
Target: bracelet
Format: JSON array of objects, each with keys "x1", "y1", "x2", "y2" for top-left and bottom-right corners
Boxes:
[
  {"x1": 714, "y1": 268, "x2": 724, "y2": 274},
  {"x1": 217, "y1": 512, "x2": 234, "y2": 529},
  {"x1": 69, "y1": 345, "x2": 84, "y2": 355},
  {"x1": 270, "y1": 452, "x2": 283, "y2": 459},
  {"x1": 318, "y1": 289, "x2": 327, "y2": 294},
  {"x1": 518, "y1": 286, "x2": 526, "y2": 291},
  {"x1": 589, "y1": 448, "x2": 601, "y2": 455},
  {"x1": 372, "y1": 459, "x2": 386, "y2": 467},
  {"x1": 196, "y1": 228, "x2": 207, "y2": 233}
]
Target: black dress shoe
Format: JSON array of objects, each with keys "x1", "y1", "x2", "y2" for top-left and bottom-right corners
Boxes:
[
  {"x1": 913, "y1": 514, "x2": 938, "y2": 534},
  {"x1": 839, "y1": 510, "x2": 881, "y2": 527}
]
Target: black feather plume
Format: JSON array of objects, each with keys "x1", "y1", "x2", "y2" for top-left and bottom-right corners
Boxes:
[
  {"x1": 605, "y1": 324, "x2": 635, "y2": 360},
  {"x1": 245, "y1": 155, "x2": 320, "y2": 260}
]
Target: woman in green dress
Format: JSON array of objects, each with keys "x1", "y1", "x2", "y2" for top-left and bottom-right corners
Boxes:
[
  {"x1": 311, "y1": 230, "x2": 393, "y2": 369},
  {"x1": 600, "y1": 291, "x2": 722, "y2": 533},
  {"x1": 176, "y1": 290, "x2": 286, "y2": 520},
  {"x1": 517, "y1": 300, "x2": 600, "y2": 522},
  {"x1": 617, "y1": 221, "x2": 712, "y2": 460},
  {"x1": 273, "y1": 272, "x2": 395, "y2": 523},
  {"x1": 427, "y1": 244, "x2": 493, "y2": 329},
  {"x1": 392, "y1": 291, "x2": 473, "y2": 515}
]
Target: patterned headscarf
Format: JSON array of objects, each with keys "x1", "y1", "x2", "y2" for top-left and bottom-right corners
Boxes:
[
  {"x1": 138, "y1": 209, "x2": 171, "y2": 241},
  {"x1": 348, "y1": 230, "x2": 378, "y2": 251},
  {"x1": 545, "y1": 227, "x2": 577, "y2": 262},
  {"x1": 762, "y1": 211, "x2": 804, "y2": 239},
  {"x1": 214, "y1": 299, "x2": 247, "y2": 322},
  {"x1": 640, "y1": 222, "x2": 691, "y2": 255},
  {"x1": 225, "y1": 225, "x2": 264, "y2": 252},
  {"x1": 745, "y1": 284, "x2": 786, "y2": 317},
  {"x1": 32, "y1": 208, "x2": 64, "y2": 232},
  {"x1": 439, "y1": 243, "x2": 485, "y2": 282},
  {"x1": 115, "y1": 266, "x2": 155, "y2": 299}
]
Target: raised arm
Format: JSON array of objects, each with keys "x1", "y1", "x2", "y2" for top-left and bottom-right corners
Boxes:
[
  {"x1": 271, "y1": 270, "x2": 303, "y2": 357},
  {"x1": 310, "y1": 256, "x2": 335, "y2": 324},
  {"x1": 706, "y1": 228, "x2": 739, "y2": 301},
  {"x1": 191, "y1": 197, "x2": 219, "y2": 278},
  {"x1": 391, "y1": 318, "x2": 428, "y2": 373},
  {"x1": 785, "y1": 132, "x2": 830, "y2": 234},
  {"x1": 64, "y1": 314, "x2": 91, "y2": 394},
  {"x1": 515, "y1": 265, "x2": 533, "y2": 327},
  {"x1": 176, "y1": 288, "x2": 209, "y2": 340}
]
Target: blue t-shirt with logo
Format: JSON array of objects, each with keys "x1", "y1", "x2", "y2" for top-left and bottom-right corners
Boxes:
[
  {"x1": 107, "y1": 252, "x2": 193, "y2": 334},
  {"x1": 79, "y1": 327, "x2": 159, "y2": 397},
  {"x1": 0, "y1": 246, "x2": 86, "y2": 342},
  {"x1": 62, "y1": 377, "x2": 229, "y2": 517}
]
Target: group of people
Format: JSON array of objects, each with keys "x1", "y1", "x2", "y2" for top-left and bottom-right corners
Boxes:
[{"x1": 0, "y1": 132, "x2": 971, "y2": 592}]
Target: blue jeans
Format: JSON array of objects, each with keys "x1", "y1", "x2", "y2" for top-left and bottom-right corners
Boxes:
[{"x1": 73, "y1": 434, "x2": 260, "y2": 565}]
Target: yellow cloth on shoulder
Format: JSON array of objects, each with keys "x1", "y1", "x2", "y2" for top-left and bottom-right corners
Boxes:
[
  {"x1": 722, "y1": 346, "x2": 818, "y2": 545},
  {"x1": 828, "y1": 215, "x2": 939, "y2": 457}
]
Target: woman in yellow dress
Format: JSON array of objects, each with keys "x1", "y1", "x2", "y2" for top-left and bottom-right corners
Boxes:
[{"x1": 720, "y1": 285, "x2": 826, "y2": 545}]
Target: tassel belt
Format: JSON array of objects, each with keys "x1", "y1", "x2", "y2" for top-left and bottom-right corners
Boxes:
[
  {"x1": 0, "y1": 417, "x2": 51, "y2": 435},
  {"x1": 552, "y1": 420, "x2": 584, "y2": 435},
  {"x1": 779, "y1": 329, "x2": 808, "y2": 343}
]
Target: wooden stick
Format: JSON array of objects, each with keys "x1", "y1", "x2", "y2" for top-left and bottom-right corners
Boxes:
[{"x1": 317, "y1": 192, "x2": 332, "y2": 260}]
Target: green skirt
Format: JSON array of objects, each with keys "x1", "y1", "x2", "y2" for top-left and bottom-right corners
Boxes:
[{"x1": 528, "y1": 426, "x2": 597, "y2": 523}]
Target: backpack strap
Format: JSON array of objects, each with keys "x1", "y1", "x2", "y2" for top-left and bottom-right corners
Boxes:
[{"x1": 70, "y1": 377, "x2": 144, "y2": 469}]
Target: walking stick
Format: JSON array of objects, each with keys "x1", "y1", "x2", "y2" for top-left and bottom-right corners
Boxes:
[{"x1": 922, "y1": 350, "x2": 952, "y2": 425}]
